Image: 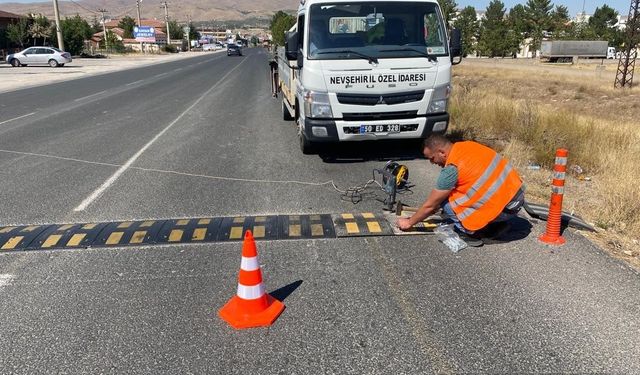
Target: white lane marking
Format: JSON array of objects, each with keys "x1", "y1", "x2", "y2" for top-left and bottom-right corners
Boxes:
[
  {"x1": 0, "y1": 112, "x2": 35, "y2": 126},
  {"x1": 126, "y1": 80, "x2": 144, "y2": 86},
  {"x1": 154, "y1": 72, "x2": 168, "y2": 78},
  {"x1": 0, "y1": 274, "x2": 15, "y2": 289},
  {"x1": 73, "y1": 58, "x2": 248, "y2": 212},
  {"x1": 174, "y1": 68, "x2": 182, "y2": 71},
  {"x1": 74, "y1": 90, "x2": 107, "y2": 102}
]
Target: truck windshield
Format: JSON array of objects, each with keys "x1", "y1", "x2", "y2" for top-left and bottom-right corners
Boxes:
[{"x1": 307, "y1": 2, "x2": 447, "y2": 60}]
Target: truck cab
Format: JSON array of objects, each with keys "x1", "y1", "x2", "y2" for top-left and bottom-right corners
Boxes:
[{"x1": 278, "y1": 0, "x2": 462, "y2": 153}]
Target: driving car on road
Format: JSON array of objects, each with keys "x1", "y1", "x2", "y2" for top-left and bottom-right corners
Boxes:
[
  {"x1": 227, "y1": 44, "x2": 242, "y2": 56},
  {"x1": 7, "y1": 46, "x2": 72, "y2": 67}
]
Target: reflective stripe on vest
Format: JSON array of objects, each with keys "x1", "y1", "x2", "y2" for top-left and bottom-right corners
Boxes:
[
  {"x1": 451, "y1": 154, "x2": 502, "y2": 209},
  {"x1": 457, "y1": 163, "x2": 514, "y2": 221}
]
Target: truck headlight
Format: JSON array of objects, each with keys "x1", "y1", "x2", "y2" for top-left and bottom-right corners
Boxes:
[
  {"x1": 427, "y1": 84, "x2": 450, "y2": 114},
  {"x1": 303, "y1": 90, "x2": 333, "y2": 118}
]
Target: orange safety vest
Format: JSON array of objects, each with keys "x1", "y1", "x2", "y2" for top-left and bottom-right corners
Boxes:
[{"x1": 446, "y1": 141, "x2": 523, "y2": 231}]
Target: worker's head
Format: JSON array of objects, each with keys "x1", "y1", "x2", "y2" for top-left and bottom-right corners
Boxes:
[{"x1": 422, "y1": 134, "x2": 452, "y2": 167}]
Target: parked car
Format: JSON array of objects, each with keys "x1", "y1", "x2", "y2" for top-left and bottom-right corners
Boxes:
[
  {"x1": 202, "y1": 44, "x2": 218, "y2": 52},
  {"x1": 6, "y1": 46, "x2": 72, "y2": 67},
  {"x1": 227, "y1": 44, "x2": 242, "y2": 56}
]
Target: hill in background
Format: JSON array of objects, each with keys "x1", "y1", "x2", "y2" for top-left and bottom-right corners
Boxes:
[{"x1": 0, "y1": 0, "x2": 298, "y2": 25}]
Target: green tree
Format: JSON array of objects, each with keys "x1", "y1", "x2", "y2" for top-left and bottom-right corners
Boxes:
[
  {"x1": 477, "y1": 0, "x2": 509, "y2": 57},
  {"x1": 452, "y1": 6, "x2": 478, "y2": 56},
  {"x1": 269, "y1": 11, "x2": 295, "y2": 46},
  {"x1": 524, "y1": 0, "x2": 553, "y2": 56},
  {"x1": 549, "y1": 5, "x2": 570, "y2": 36},
  {"x1": 118, "y1": 15, "x2": 136, "y2": 39},
  {"x1": 29, "y1": 14, "x2": 52, "y2": 46},
  {"x1": 168, "y1": 20, "x2": 183, "y2": 40},
  {"x1": 105, "y1": 29, "x2": 125, "y2": 52},
  {"x1": 188, "y1": 22, "x2": 199, "y2": 41},
  {"x1": 587, "y1": 5, "x2": 622, "y2": 46},
  {"x1": 61, "y1": 14, "x2": 92, "y2": 55},
  {"x1": 506, "y1": 5, "x2": 528, "y2": 56},
  {"x1": 7, "y1": 16, "x2": 29, "y2": 48},
  {"x1": 438, "y1": 0, "x2": 458, "y2": 29}
]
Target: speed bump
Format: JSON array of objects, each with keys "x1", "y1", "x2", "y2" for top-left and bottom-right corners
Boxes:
[
  {"x1": 332, "y1": 212, "x2": 394, "y2": 237},
  {"x1": 0, "y1": 225, "x2": 49, "y2": 251},
  {"x1": 0, "y1": 212, "x2": 410, "y2": 252}
]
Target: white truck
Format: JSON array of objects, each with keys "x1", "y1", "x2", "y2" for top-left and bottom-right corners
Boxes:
[{"x1": 276, "y1": 0, "x2": 462, "y2": 153}]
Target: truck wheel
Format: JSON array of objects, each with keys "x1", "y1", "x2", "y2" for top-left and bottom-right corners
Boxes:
[
  {"x1": 298, "y1": 123, "x2": 315, "y2": 154},
  {"x1": 282, "y1": 100, "x2": 294, "y2": 121}
]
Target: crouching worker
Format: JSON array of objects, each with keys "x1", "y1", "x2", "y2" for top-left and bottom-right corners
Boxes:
[{"x1": 397, "y1": 134, "x2": 525, "y2": 247}]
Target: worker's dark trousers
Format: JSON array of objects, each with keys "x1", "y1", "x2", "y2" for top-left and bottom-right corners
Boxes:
[{"x1": 441, "y1": 188, "x2": 525, "y2": 234}]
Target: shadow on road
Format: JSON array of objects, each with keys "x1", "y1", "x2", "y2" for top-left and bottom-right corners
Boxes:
[
  {"x1": 270, "y1": 280, "x2": 303, "y2": 302},
  {"x1": 318, "y1": 139, "x2": 424, "y2": 163}
]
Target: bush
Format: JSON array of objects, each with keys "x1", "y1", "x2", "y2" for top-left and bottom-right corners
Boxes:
[{"x1": 163, "y1": 44, "x2": 178, "y2": 53}]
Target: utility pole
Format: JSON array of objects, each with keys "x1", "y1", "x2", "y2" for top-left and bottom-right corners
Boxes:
[
  {"x1": 98, "y1": 8, "x2": 108, "y2": 52},
  {"x1": 615, "y1": 0, "x2": 639, "y2": 88},
  {"x1": 187, "y1": 14, "x2": 191, "y2": 52},
  {"x1": 52, "y1": 0, "x2": 64, "y2": 51},
  {"x1": 136, "y1": 0, "x2": 144, "y2": 53},
  {"x1": 161, "y1": 1, "x2": 171, "y2": 47}
]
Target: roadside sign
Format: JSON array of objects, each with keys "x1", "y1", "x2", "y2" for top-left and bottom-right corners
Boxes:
[{"x1": 134, "y1": 26, "x2": 156, "y2": 42}]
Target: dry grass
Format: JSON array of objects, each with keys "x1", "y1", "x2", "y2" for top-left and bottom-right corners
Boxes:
[{"x1": 451, "y1": 59, "x2": 640, "y2": 268}]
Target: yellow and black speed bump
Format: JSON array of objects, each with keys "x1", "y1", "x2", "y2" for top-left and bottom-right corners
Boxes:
[
  {"x1": 27, "y1": 222, "x2": 109, "y2": 250},
  {"x1": 156, "y1": 217, "x2": 223, "y2": 244},
  {"x1": 217, "y1": 216, "x2": 279, "y2": 241},
  {"x1": 0, "y1": 212, "x2": 402, "y2": 252},
  {"x1": 0, "y1": 225, "x2": 49, "y2": 251},
  {"x1": 278, "y1": 214, "x2": 335, "y2": 240},
  {"x1": 93, "y1": 220, "x2": 166, "y2": 247},
  {"x1": 332, "y1": 212, "x2": 394, "y2": 237}
]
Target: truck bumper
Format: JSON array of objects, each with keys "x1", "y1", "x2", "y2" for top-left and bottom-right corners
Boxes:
[{"x1": 302, "y1": 113, "x2": 449, "y2": 142}]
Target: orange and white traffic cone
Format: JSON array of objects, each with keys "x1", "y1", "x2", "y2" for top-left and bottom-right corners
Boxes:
[
  {"x1": 539, "y1": 148, "x2": 568, "y2": 246},
  {"x1": 219, "y1": 230, "x2": 285, "y2": 329}
]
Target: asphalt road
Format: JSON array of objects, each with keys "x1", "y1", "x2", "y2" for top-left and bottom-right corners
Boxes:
[{"x1": 1, "y1": 48, "x2": 639, "y2": 373}]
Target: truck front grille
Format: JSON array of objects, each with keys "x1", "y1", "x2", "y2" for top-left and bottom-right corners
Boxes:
[
  {"x1": 337, "y1": 90, "x2": 425, "y2": 106},
  {"x1": 342, "y1": 110, "x2": 418, "y2": 121}
]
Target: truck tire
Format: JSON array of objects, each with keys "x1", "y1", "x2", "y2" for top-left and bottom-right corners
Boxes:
[
  {"x1": 299, "y1": 131, "x2": 315, "y2": 154},
  {"x1": 282, "y1": 100, "x2": 294, "y2": 121}
]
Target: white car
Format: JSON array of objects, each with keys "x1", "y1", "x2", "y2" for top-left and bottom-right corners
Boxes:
[{"x1": 7, "y1": 46, "x2": 72, "y2": 67}]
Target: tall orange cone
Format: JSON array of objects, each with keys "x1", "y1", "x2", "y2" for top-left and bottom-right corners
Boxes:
[
  {"x1": 539, "y1": 148, "x2": 568, "y2": 245},
  {"x1": 219, "y1": 230, "x2": 285, "y2": 329}
]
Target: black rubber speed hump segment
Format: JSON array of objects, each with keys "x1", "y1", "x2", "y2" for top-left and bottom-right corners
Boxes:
[
  {"x1": 27, "y1": 222, "x2": 109, "y2": 250},
  {"x1": 157, "y1": 218, "x2": 222, "y2": 244},
  {"x1": 217, "y1": 216, "x2": 279, "y2": 241},
  {"x1": 0, "y1": 225, "x2": 50, "y2": 251},
  {"x1": 93, "y1": 220, "x2": 166, "y2": 247},
  {"x1": 332, "y1": 212, "x2": 394, "y2": 237},
  {"x1": 278, "y1": 214, "x2": 335, "y2": 240}
]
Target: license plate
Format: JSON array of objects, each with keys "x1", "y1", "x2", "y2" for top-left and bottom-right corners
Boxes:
[{"x1": 359, "y1": 124, "x2": 400, "y2": 134}]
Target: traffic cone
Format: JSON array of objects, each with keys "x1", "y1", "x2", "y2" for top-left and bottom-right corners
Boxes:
[{"x1": 219, "y1": 230, "x2": 285, "y2": 329}]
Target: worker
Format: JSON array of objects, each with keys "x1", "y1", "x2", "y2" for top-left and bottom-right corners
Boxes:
[{"x1": 397, "y1": 134, "x2": 525, "y2": 246}]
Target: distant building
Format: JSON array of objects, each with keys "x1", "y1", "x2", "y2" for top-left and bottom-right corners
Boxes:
[
  {"x1": 0, "y1": 10, "x2": 22, "y2": 52},
  {"x1": 90, "y1": 18, "x2": 170, "y2": 52}
]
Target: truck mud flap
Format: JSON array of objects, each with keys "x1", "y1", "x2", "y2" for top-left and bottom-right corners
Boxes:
[{"x1": 523, "y1": 201, "x2": 596, "y2": 232}]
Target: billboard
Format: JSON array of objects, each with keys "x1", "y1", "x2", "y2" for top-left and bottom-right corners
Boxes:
[{"x1": 134, "y1": 26, "x2": 156, "y2": 42}]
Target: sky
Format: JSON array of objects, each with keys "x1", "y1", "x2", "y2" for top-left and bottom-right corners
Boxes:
[{"x1": 0, "y1": 0, "x2": 631, "y2": 19}]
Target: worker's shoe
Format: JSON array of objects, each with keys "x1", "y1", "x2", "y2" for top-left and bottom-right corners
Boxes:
[
  {"x1": 479, "y1": 221, "x2": 512, "y2": 240},
  {"x1": 455, "y1": 230, "x2": 484, "y2": 247}
]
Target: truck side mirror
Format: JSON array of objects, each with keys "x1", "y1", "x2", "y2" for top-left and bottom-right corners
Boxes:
[
  {"x1": 449, "y1": 28, "x2": 463, "y2": 65},
  {"x1": 285, "y1": 31, "x2": 299, "y2": 61}
]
